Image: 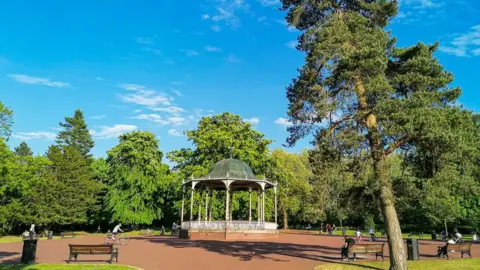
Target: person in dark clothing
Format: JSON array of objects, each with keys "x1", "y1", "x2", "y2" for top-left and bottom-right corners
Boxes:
[{"x1": 341, "y1": 236, "x2": 356, "y2": 261}]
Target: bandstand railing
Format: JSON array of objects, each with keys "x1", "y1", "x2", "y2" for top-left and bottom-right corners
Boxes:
[{"x1": 181, "y1": 221, "x2": 277, "y2": 231}]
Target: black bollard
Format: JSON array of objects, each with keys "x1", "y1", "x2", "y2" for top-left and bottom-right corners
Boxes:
[{"x1": 21, "y1": 239, "x2": 38, "y2": 264}]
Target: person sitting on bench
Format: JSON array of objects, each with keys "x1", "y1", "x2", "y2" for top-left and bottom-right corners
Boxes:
[{"x1": 438, "y1": 235, "x2": 455, "y2": 258}]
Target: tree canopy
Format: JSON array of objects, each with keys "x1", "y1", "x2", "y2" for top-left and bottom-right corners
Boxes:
[
  {"x1": 105, "y1": 131, "x2": 172, "y2": 225},
  {"x1": 56, "y1": 109, "x2": 94, "y2": 159}
]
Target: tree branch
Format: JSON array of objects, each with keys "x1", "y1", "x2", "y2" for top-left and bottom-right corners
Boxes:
[{"x1": 384, "y1": 135, "x2": 413, "y2": 156}]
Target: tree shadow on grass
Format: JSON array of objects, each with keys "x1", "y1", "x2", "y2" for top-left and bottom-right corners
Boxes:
[{"x1": 138, "y1": 237, "x2": 384, "y2": 269}]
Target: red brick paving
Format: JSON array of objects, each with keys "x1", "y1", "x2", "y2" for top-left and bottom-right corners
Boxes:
[{"x1": 0, "y1": 234, "x2": 478, "y2": 270}]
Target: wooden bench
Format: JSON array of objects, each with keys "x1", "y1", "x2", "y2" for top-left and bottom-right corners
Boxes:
[
  {"x1": 68, "y1": 244, "x2": 118, "y2": 263},
  {"x1": 61, "y1": 231, "x2": 76, "y2": 239},
  {"x1": 343, "y1": 243, "x2": 385, "y2": 261},
  {"x1": 438, "y1": 242, "x2": 472, "y2": 259}
]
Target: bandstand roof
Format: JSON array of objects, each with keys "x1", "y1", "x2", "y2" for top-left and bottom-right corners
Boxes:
[{"x1": 183, "y1": 158, "x2": 276, "y2": 191}]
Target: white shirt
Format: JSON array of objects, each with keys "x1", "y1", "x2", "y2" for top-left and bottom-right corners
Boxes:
[
  {"x1": 29, "y1": 225, "x2": 35, "y2": 232},
  {"x1": 356, "y1": 231, "x2": 361, "y2": 237},
  {"x1": 447, "y1": 239, "x2": 455, "y2": 244},
  {"x1": 455, "y1": 233, "x2": 462, "y2": 238},
  {"x1": 113, "y1": 225, "x2": 122, "y2": 233}
]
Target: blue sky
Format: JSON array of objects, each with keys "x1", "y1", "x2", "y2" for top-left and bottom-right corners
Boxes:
[{"x1": 1, "y1": 0, "x2": 479, "y2": 163}]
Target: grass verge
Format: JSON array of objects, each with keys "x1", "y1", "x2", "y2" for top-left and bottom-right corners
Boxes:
[
  {"x1": 315, "y1": 259, "x2": 480, "y2": 270},
  {"x1": 0, "y1": 264, "x2": 139, "y2": 270}
]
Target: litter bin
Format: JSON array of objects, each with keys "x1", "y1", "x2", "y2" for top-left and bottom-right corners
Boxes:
[
  {"x1": 431, "y1": 231, "x2": 437, "y2": 241},
  {"x1": 48, "y1": 231, "x2": 53, "y2": 240},
  {"x1": 21, "y1": 239, "x2": 38, "y2": 264},
  {"x1": 406, "y1": 238, "x2": 420, "y2": 261}
]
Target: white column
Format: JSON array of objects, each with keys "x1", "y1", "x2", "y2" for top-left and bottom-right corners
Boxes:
[
  {"x1": 274, "y1": 186, "x2": 277, "y2": 225},
  {"x1": 190, "y1": 185, "x2": 194, "y2": 221},
  {"x1": 181, "y1": 184, "x2": 185, "y2": 223},
  {"x1": 262, "y1": 189, "x2": 265, "y2": 222},
  {"x1": 248, "y1": 188, "x2": 252, "y2": 222},
  {"x1": 257, "y1": 190, "x2": 261, "y2": 222},
  {"x1": 225, "y1": 187, "x2": 230, "y2": 221},
  {"x1": 198, "y1": 190, "x2": 202, "y2": 222},
  {"x1": 205, "y1": 189, "x2": 209, "y2": 221}
]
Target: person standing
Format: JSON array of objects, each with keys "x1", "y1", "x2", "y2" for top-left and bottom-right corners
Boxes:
[
  {"x1": 172, "y1": 222, "x2": 177, "y2": 236},
  {"x1": 355, "y1": 228, "x2": 362, "y2": 242}
]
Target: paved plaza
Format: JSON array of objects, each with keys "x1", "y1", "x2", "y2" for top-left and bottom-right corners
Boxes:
[{"x1": 1, "y1": 233, "x2": 478, "y2": 270}]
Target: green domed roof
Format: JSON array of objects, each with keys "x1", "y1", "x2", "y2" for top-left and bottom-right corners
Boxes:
[{"x1": 207, "y1": 159, "x2": 256, "y2": 179}]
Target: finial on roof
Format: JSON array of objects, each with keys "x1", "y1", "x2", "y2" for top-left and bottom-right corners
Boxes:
[
  {"x1": 226, "y1": 172, "x2": 230, "y2": 179},
  {"x1": 191, "y1": 174, "x2": 194, "y2": 180},
  {"x1": 227, "y1": 146, "x2": 235, "y2": 159}
]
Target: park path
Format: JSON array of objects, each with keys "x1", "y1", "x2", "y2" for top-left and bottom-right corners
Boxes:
[{"x1": 1, "y1": 234, "x2": 478, "y2": 270}]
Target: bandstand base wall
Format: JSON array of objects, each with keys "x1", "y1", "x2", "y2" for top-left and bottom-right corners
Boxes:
[{"x1": 179, "y1": 229, "x2": 279, "y2": 240}]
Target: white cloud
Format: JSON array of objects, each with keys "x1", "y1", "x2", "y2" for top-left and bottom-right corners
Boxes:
[
  {"x1": 118, "y1": 84, "x2": 173, "y2": 107},
  {"x1": 209, "y1": 0, "x2": 250, "y2": 29},
  {"x1": 13, "y1": 131, "x2": 56, "y2": 141},
  {"x1": 245, "y1": 117, "x2": 260, "y2": 125},
  {"x1": 142, "y1": 47, "x2": 162, "y2": 55},
  {"x1": 8, "y1": 74, "x2": 70, "y2": 88},
  {"x1": 258, "y1": 0, "x2": 279, "y2": 7},
  {"x1": 225, "y1": 54, "x2": 242, "y2": 63},
  {"x1": 211, "y1": 25, "x2": 221, "y2": 32},
  {"x1": 133, "y1": 109, "x2": 142, "y2": 113},
  {"x1": 130, "y1": 114, "x2": 169, "y2": 125},
  {"x1": 257, "y1": 16, "x2": 267, "y2": 23},
  {"x1": 179, "y1": 49, "x2": 199, "y2": 57},
  {"x1": 91, "y1": 115, "x2": 106, "y2": 120},
  {"x1": 171, "y1": 89, "x2": 182, "y2": 96},
  {"x1": 168, "y1": 129, "x2": 184, "y2": 137},
  {"x1": 168, "y1": 117, "x2": 187, "y2": 126},
  {"x1": 204, "y1": 45, "x2": 222, "y2": 52},
  {"x1": 151, "y1": 106, "x2": 185, "y2": 115},
  {"x1": 286, "y1": 40, "x2": 297, "y2": 49},
  {"x1": 399, "y1": 0, "x2": 444, "y2": 9},
  {"x1": 95, "y1": 76, "x2": 106, "y2": 81},
  {"x1": 135, "y1": 37, "x2": 155, "y2": 45},
  {"x1": 471, "y1": 48, "x2": 480, "y2": 56},
  {"x1": 439, "y1": 25, "x2": 480, "y2": 57},
  {"x1": 275, "y1": 117, "x2": 293, "y2": 127},
  {"x1": 276, "y1": 20, "x2": 298, "y2": 32},
  {"x1": 201, "y1": 14, "x2": 210, "y2": 20},
  {"x1": 90, "y1": 124, "x2": 138, "y2": 139}
]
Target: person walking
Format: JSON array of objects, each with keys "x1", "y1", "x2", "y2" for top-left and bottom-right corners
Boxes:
[{"x1": 172, "y1": 222, "x2": 177, "y2": 236}]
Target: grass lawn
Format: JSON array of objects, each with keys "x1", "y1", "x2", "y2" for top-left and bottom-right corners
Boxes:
[
  {"x1": 0, "y1": 265, "x2": 138, "y2": 270},
  {"x1": 315, "y1": 259, "x2": 480, "y2": 270},
  {"x1": 0, "y1": 236, "x2": 65, "y2": 244}
]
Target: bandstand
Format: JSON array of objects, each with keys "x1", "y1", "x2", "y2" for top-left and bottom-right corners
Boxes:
[{"x1": 179, "y1": 158, "x2": 278, "y2": 240}]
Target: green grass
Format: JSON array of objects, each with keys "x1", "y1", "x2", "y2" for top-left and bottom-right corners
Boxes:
[
  {"x1": 0, "y1": 265, "x2": 138, "y2": 270},
  {"x1": 0, "y1": 236, "x2": 65, "y2": 244},
  {"x1": 315, "y1": 259, "x2": 480, "y2": 270},
  {"x1": 288, "y1": 229, "x2": 473, "y2": 241}
]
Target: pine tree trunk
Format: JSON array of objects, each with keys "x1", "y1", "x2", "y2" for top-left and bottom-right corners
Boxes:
[
  {"x1": 283, "y1": 209, "x2": 289, "y2": 230},
  {"x1": 374, "y1": 156, "x2": 408, "y2": 270}
]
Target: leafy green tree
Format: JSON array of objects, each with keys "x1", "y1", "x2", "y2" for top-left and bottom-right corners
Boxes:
[
  {"x1": 105, "y1": 131, "x2": 171, "y2": 225},
  {"x1": 168, "y1": 112, "x2": 274, "y2": 177},
  {"x1": 167, "y1": 113, "x2": 275, "y2": 222},
  {"x1": 46, "y1": 145, "x2": 100, "y2": 225},
  {"x1": 56, "y1": 109, "x2": 94, "y2": 159},
  {"x1": 280, "y1": 1, "x2": 469, "y2": 268},
  {"x1": 271, "y1": 149, "x2": 311, "y2": 229},
  {"x1": 14, "y1": 141, "x2": 33, "y2": 157},
  {"x1": 0, "y1": 101, "x2": 13, "y2": 139}
]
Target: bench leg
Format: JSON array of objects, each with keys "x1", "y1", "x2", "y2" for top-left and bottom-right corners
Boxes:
[
  {"x1": 75, "y1": 254, "x2": 78, "y2": 262},
  {"x1": 68, "y1": 254, "x2": 73, "y2": 263}
]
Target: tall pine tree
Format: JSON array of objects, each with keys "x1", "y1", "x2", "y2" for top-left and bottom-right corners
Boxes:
[
  {"x1": 56, "y1": 109, "x2": 94, "y2": 159},
  {"x1": 280, "y1": 1, "x2": 467, "y2": 269},
  {"x1": 14, "y1": 141, "x2": 33, "y2": 157}
]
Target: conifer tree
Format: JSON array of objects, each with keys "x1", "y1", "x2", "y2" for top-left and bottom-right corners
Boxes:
[
  {"x1": 56, "y1": 109, "x2": 94, "y2": 159},
  {"x1": 14, "y1": 141, "x2": 33, "y2": 157}
]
